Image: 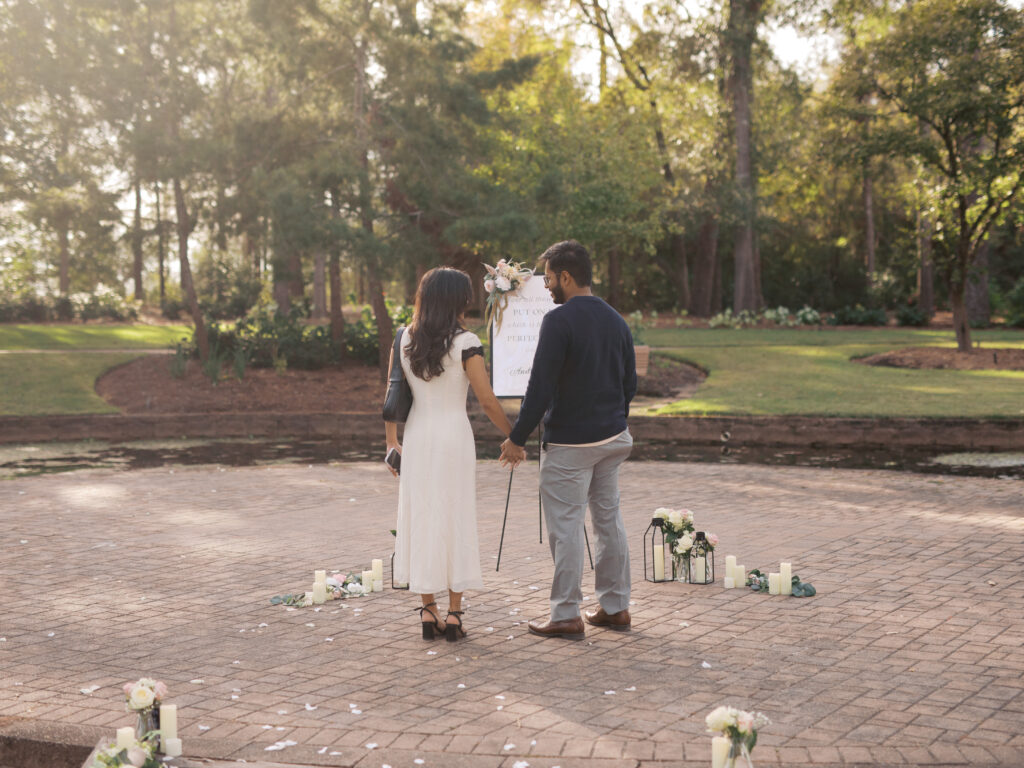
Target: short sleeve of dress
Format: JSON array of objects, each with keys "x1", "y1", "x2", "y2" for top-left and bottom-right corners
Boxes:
[{"x1": 460, "y1": 332, "x2": 485, "y2": 363}]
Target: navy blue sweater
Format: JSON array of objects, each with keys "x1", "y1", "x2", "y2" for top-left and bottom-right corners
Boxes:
[{"x1": 509, "y1": 295, "x2": 637, "y2": 446}]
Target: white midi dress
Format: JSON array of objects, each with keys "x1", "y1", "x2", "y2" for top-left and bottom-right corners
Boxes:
[{"x1": 392, "y1": 330, "x2": 485, "y2": 594}]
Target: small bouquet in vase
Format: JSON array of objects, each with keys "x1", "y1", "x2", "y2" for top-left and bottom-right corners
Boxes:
[
  {"x1": 706, "y1": 705, "x2": 770, "y2": 768},
  {"x1": 123, "y1": 678, "x2": 167, "y2": 742},
  {"x1": 483, "y1": 259, "x2": 534, "y2": 332}
]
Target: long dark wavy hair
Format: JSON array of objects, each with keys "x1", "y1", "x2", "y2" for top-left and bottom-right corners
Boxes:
[{"x1": 406, "y1": 267, "x2": 473, "y2": 381}]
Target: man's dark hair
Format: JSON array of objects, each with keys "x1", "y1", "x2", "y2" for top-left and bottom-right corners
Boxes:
[{"x1": 540, "y1": 240, "x2": 592, "y2": 287}]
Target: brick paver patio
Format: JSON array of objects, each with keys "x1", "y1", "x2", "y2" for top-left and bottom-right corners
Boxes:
[{"x1": 1, "y1": 460, "x2": 1022, "y2": 767}]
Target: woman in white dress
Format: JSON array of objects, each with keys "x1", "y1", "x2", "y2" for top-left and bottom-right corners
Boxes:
[{"x1": 385, "y1": 267, "x2": 513, "y2": 641}]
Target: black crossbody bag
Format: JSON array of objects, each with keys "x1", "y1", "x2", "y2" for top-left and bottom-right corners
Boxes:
[{"x1": 382, "y1": 327, "x2": 413, "y2": 423}]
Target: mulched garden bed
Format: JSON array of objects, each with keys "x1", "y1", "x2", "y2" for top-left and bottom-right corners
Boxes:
[
  {"x1": 97, "y1": 355, "x2": 386, "y2": 414},
  {"x1": 97, "y1": 352, "x2": 706, "y2": 414},
  {"x1": 855, "y1": 346, "x2": 1024, "y2": 371}
]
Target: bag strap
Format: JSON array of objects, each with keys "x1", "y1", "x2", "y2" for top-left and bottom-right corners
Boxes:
[{"x1": 388, "y1": 327, "x2": 406, "y2": 384}]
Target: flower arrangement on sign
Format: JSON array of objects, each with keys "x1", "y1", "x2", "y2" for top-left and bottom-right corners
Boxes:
[
  {"x1": 483, "y1": 259, "x2": 534, "y2": 333},
  {"x1": 652, "y1": 507, "x2": 718, "y2": 582},
  {"x1": 706, "y1": 705, "x2": 770, "y2": 768}
]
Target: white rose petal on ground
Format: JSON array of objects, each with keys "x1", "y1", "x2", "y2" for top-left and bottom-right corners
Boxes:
[
  {"x1": 198, "y1": 725, "x2": 210, "y2": 731},
  {"x1": 701, "y1": 661, "x2": 712, "y2": 669},
  {"x1": 351, "y1": 709, "x2": 362, "y2": 715},
  {"x1": 414, "y1": 760, "x2": 425, "y2": 766},
  {"x1": 457, "y1": 684, "x2": 466, "y2": 689},
  {"x1": 605, "y1": 691, "x2": 615, "y2": 695},
  {"x1": 514, "y1": 762, "x2": 530, "y2": 768},
  {"x1": 261, "y1": 725, "x2": 273, "y2": 730},
  {"x1": 625, "y1": 686, "x2": 637, "y2": 691},
  {"x1": 79, "y1": 685, "x2": 100, "y2": 694},
  {"x1": 304, "y1": 703, "x2": 317, "y2": 711},
  {"x1": 277, "y1": 710, "x2": 288, "y2": 715},
  {"x1": 318, "y1": 747, "x2": 328, "y2": 754},
  {"x1": 190, "y1": 679, "x2": 204, "y2": 684},
  {"x1": 365, "y1": 743, "x2": 378, "y2": 749},
  {"x1": 504, "y1": 743, "x2": 515, "y2": 750},
  {"x1": 495, "y1": 695, "x2": 505, "y2": 700}
]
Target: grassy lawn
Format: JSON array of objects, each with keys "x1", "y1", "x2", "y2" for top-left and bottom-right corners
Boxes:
[
  {"x1": 0, "y1": 323, "x2": 190, "y2": 350},
  {"x1": 0, "y1": 354, "x2": 135, "y2": 416},
  {"x1": 646, "y1": 327, "x2": 1024, "y2": 418}
]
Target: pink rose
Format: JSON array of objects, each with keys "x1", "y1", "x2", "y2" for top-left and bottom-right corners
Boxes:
[
  {"x1": 706, "y1": 533, "x2": 719, "y2": 547},
  {"x1": 737, "y1": 711, "x2": 755, "y2": 734},
  {"x1": 123, "y1": 682, "x2": 134, "y2": 697},
  {"x1": 484, "y1": 279, "x2": 495, "y2": 293},
  {"x1": 154, "y1": 681, "x2": 168, "y2": 700},
  {"x1": 126, "y1": 746, "x2": 149, "y2": 767}
]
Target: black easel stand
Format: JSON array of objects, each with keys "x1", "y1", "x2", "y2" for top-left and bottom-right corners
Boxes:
[{"x1": 496, "y1": 428, "x2": 594, "y2": 572}]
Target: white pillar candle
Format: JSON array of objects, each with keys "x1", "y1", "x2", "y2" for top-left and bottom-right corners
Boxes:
[
  {"x1": 768, "y1": 572, "x2": 781, "y2": 595},
  {"x1": 692, "y1": 556, "x2": 706, "y2": 583},
  {"x1": 373, "y1": 579, "x2": 383, "y2": 593},
  {"x1": 371, "y1": 559, "x2": 384, "y2": 581},
  {"x1": 159, "y1": 704, "x2": 177, "y2": 741},
  {"x1": 396, "y1": 582, "x2": 408, "y2": 589},
  {"x1": 312, "y1": 582, "x2": 327, "y2": 604},
  {"x1": 361, "y1": 570, "x2": 374, "y2": 589},
  {"x1": 116, "y1": 726, "x2": 134, "y2": 749},
  {"x1": 711, "y1": 735, "x2": 730, "y2": 768},
  {"x1": 163, "y1": 737, "x2": 182, "y2": 757},
  {"x1": 735, "y1": 566, "x2": 745, "y2": 586},
  {"x1": 314, "y1": 570, "x2": 326, "y2": 584},
  {"x1": 653, "y1": 544, "x2": 665, "y2": 581},
  {"x1": 725, "y1": 555, "x2": 737, "y2": 580},
  {"x1": 723, "y1": 576, "x2": 735, "y2": 589},
  {"x1": 780, "y1": 562, "x2": 792, "y2": 596}
]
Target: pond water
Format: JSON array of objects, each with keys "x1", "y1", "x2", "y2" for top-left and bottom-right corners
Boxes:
[{"x1": 1, "y1": 438, "x2": 1021, "y2": 480}]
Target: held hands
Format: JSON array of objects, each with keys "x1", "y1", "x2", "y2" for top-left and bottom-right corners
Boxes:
[{"x1": 499, "y1": 438, "x2": 526, "y2": 469}]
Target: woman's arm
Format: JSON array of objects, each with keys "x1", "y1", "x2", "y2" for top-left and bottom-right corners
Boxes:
[
  {"x1": 384, "y1": 344, "x2": 401, "y2": 477},
  {"x1": 465, "y1": 355, "x2": 513, "y2": 436}
]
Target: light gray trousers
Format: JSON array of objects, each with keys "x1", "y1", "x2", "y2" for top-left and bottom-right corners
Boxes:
[{"x1": 540, "y1": 431, "x2": 633, "y2": 622}]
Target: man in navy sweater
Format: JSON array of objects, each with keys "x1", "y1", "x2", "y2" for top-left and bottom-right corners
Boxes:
[{"x1": 500, "y1": 240, "x2": 637, "y2": 640}]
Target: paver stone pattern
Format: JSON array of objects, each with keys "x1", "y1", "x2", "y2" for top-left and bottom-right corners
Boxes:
[{"x1": 1, "y1": 459, "x2": 1022, "y2": 768}]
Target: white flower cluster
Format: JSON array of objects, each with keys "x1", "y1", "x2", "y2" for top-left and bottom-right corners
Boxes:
[
  {"x1": 705, "y1": 705, "x2": 770, "y2": 736},
  {"x1": 123, "y1": 677, "x2": 167, "y2": 713}
]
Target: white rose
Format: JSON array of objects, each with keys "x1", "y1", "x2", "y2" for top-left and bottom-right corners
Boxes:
[
  {"x1": 653, "y1": 508, "x2": 672, "y2": 519},
  {"x1": 674, "y1": 535, "x2": 693, "y2": 554},
  {"x1": 495, "y1": 276, "x2": 511, "y2": 292},
  {"x1": 705, "y1": 705, "x2": 737, "y2": 733},
  {"x1": 128, "y1": 684, "x2": 155, "y2": 710}
]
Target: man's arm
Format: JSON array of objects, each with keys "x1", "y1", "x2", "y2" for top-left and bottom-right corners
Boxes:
[{"x1": 508, "y1": 312, "x2": 569, "y2": 446}]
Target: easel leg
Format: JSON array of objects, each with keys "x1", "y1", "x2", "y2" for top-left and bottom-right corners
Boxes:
[
  {"x1": 538, "y1": 431, "x2": 543, "y2": 544},
  {"x1": 495, "y1": 468, "x2": 514, "y2": 572}
]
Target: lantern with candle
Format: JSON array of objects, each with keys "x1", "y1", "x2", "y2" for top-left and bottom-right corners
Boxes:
[
  {"x1": 689, "y1": 531, "x2": 716, "y2": 585},
  {"x1": 642, "y1": 517, "x2": 670, "y2": 582}
]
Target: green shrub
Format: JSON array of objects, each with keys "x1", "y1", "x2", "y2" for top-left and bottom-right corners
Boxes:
[
  {"x1": 1004, "y1": 278, "x2": 1024, "y2": 328},
  {"x1": 71, "y1": 287, "x2": 139, "y2": 321},
  {"x1": 828, "y1": 305, "x2": 888, "y2": 326},
  {"x1": 794, "y1": 305, "x2": 822, "y2": 325},
  {"x1": 896, "y1": 304, "x2": 930, "y2": 327}
]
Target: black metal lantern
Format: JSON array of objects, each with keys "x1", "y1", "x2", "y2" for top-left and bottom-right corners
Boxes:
[
  {"x1": 643, "y1": 517, "x2": 671, "y2": 583},
  {"x1": 689, "y1": 531, "x2": 714, "y2": 585},
  {"x1": 390, "y1": 552, "x2": 409, "y2": 590}
]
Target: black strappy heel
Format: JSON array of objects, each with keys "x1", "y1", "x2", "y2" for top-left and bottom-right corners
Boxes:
[
  {"x1": 445, "y1": 610, "x2": 466, "y2": 642},
  {"x1": 418, "y1": 602, "x2": 444, "y2": 640}
]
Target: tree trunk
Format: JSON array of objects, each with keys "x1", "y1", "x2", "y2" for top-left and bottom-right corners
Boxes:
[
  {"x1": 313, "y1": 251, "x2": 327, "y2": 320},
  {"x1": 155, "y1": 182, "x2": 166, "y2": 304},
  {"x1": 132, "y1": 179, "x2": 145, "y2": 302},
  {"x1": 288, "y1": 250, "x2": 304, "y2": 305},
  {"x1": 916, "y1": 206, "x2": 934, "y2": 316},
  {"x1": 728, "y1": 0, "x2": 761, "y2": 313},
  {"x1": 965, "y1": 239, "x2": 990, "y2": 327},
  {"x1": 607, "y1": 247, "x2": 622, "y2": 309},
  {"x1": 329, "y1": 248, "x2": 345, "y2": 361},
  {"x1": 689, "y1": 214, "x2": 719, "y2": 317},
  {"x1": 711, "y1": 246, "x2": 723, "y2": 314},
  {"x1": 243, "y1": 232, "x2": 257, "y2": 277},
  {"x1": 950, "y1": 284, "x2": 971, "y2": 351},
  {"x1": 671, "y1": 233, "x2": 691, "y2": 309},
  {"x1": 57, "y1": 217, "x2": 70, "y2": 298},
  {"x1": 863, "y1": 165, "x2": 876, "y2": 283},
  {"x1": 173, "y1": 176, "x2": 208, "y2": 361}
]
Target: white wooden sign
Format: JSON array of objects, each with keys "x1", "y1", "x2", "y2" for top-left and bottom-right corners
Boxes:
[{"x1": 490, "y1": 276, "x2": 557, "y2": 398}]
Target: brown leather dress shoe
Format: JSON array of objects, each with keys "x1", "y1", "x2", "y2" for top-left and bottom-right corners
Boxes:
[
  {"x1": 527, "y1": 616, "x2": 585, "y2": 640},
  {"x1": 584, "y1": 606, "x2": 631, "y2": 631}
]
